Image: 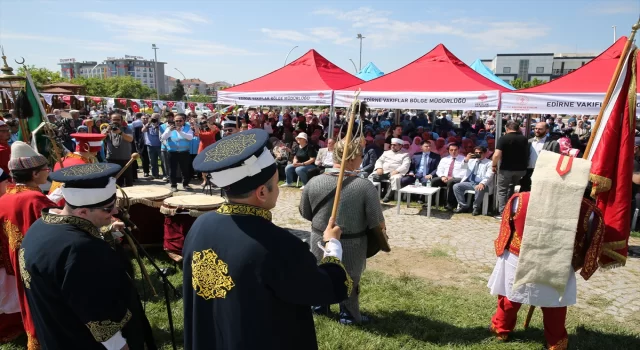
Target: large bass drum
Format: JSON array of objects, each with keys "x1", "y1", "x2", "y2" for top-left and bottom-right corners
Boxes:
[
  {"x1": 160, "y1": 194, "x2": 225, "y2": 261},
  {"x1": 117, "y1": 185, "x2": 173, "y2": 245}
]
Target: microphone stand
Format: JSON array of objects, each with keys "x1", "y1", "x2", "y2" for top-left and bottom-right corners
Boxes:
[
  {"x1": 118, "y1": 211, "x2": 180, "y2": 350},
  {"x1": 202, "y1": 173, "x2": 216, "y2": 196}
]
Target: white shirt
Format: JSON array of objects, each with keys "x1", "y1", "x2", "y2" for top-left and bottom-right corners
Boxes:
[
  {"x1": 374, "y1": 149, "x2": 411, "y2": 175},
  {"x1": 528, "y1": 136, "x2": 546, "y2": 169},
  {"x1": 436, "y1": 155, "x2": 466, "y2": 179},
  {"x1": 322, "y1": 150, "x2": 334, "y2": 167},
  {"x1": 461, "y1": 158, "x2": 494, "y2": 188},
  {"x1": 161, "y1": 126, "x2": 194, "y2": 142}
]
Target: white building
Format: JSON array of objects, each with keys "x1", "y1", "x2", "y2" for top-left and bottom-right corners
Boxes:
[{"x1": 481, "y1": 51, "x2": 596, "y2": 83}]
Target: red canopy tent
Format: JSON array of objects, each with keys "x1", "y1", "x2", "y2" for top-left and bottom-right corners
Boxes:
[
  {"x1": 217, "y1": 49, "x2": 363, "y2": 106},
  {"x1": 335, "y1": 44, "x2": 510, "y2": 110},
  {"x1": 501, "y1": 37, "x2": 639, "y2": 114}
]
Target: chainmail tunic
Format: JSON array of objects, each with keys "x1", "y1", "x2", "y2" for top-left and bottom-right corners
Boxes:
[{"x1": 300, "y1": 172, "x2": 385, "y2": 321}]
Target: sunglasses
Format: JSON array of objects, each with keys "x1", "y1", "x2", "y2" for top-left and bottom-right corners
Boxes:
[{"x1": 93, "y1": 203, "x2": 116, "y2": 213}]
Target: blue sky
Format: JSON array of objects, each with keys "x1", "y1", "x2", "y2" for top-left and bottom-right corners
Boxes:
[{"x1": 1, "y1": 0, "x2": 639, "y2": 85}]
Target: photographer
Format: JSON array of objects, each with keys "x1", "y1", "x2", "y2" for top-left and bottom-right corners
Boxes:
[
  {"x1": 193, "y1": 115, "x2": 221, "y2": 186},
  {"x1": 161, "y1": 113, "x2": 194, "y2": 192},
  {"x1": 452, "y1": 146, "x2": 494, "y2": 215},
  {"x1": 142, "y1": 113, "x2": 164, "y2": 178},
  {"x1": 102, "y1": 112, "x2": 134, "y2": 187}
]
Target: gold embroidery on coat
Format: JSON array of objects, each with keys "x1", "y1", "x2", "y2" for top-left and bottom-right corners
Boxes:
[
  {"x1": 5, "y1": 184, "x2": 41, "y2": 195},
  {"x1": 204, "y1": 133, "x2": 256, "y2": 162},
  {"x1": 86, "y1": 309, "x2": 132, "y2": 342},
  {"x1": 19, "y1": 248, "x2": 30, "y2": 289},
  {"x1": 5, "y1": 220, "x2": 23, "y2": 252},
  {"x1": 191, "y1": 249, "x2": 235, "y2": 300},
  {"x1": 320, "y1": 256, "x2": 354, "y2": 296},
  {"x1": 216, "y1": 203, "x2": 272, "y2": 221},
  {"x1": 41, "y1": 211, "x2": 102, "y2": 240},
  {"x1": 26, "y1": 331, "x2": 39, "y2": 350},
  {"x1": 509, "y1": 232, "x2": 521, "y2": 254},
  {"x1": 60, "y1": 163, "x2": 108, "y2": 177}
]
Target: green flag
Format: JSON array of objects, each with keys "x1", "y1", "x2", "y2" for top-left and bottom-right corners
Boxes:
[{"x1": 17, "y1": 70, "x2": 46, "y2": 142}]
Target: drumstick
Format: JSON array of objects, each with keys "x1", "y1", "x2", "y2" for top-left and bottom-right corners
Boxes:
[
  {"x1": 523, "y1": 305, "x2": 535, "y2": 329},
  {"x1": 115, "y1": 153, "x2": 140, "y2": 179},
  {"x1": 330, "y1": 89, "x2": 361, "y2": 220},
  {"x1": 123, "y1": 232, "x2": 158, "y2": 297}
]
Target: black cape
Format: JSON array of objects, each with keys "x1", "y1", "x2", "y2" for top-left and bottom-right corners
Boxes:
[
  {"x1": 183, "y1": 203, "x2": 351, "y2": 350},
  {"x1": 20, "y1": 211, "x2": 156, "y2": 350}
]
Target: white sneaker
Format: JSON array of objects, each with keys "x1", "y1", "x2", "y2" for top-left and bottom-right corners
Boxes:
[
  {"x1": 280, "y1": 183, "x2": 293, "y2": 187},
  {"x1": 300, "y1": 186, "x2": 305, "y2": 190}
]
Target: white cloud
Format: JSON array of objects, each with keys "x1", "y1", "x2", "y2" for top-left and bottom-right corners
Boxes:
[
  {"x1": 171, "y1": 12, "x2": 210, "y2": 23},
  {"x1": 260, "y1": 28, "x2": 316, "y2": 42},
  {"x1": 1, "y1": 32, "x2": 127, "y2": 52},
  {"x1": 82, "y1": 12, "x2": 191, "y2": 35},
  {"x1": 314, "y1": 7, "x2": 549, "y2": 50},
  {"x1": 586, "y1": 1, "x2": 636, "y2": 14},
  {"x1": 261, "y1": 27, "x2": 352, "y2": 45}
]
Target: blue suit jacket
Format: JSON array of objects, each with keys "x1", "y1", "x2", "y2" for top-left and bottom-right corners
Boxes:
[{"x1": 411, "y1": 152, "x2": 441, "y2": 177}]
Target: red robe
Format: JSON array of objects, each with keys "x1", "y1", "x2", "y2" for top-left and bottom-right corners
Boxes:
[
  {"x1": 48, "y1": 153, "x2": 94, "y2": 207},
  {"x1": 0, "y1": 141, "x2": 10, "y2": 179},
  {"x1": 0, "y1": 185, "x2": 55, "y2": 350}
]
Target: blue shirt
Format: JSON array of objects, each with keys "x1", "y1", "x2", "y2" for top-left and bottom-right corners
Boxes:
[
  {"x1": 144, "y1": 125, "x2": 161, "y2": 147},
  {"x1": 418, "y1": 152, "x2": 430, "y2": 175}
]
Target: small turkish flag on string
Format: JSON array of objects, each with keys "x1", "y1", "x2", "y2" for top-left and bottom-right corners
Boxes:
[
  {"x1": 131, "y1": 101, "x2": 140, "y2": 113},
  {"x1": 188, "y1": 102, "x2": 196, "y2": 111},
  {"x1": 61, "y1": 95, "x2": 71, "y2": 104},
  {"x1": 167, "y1": 101, "x2": 175, "y2": 109},
  {"x1": 205, "y1": 103, "x2": 214, "y2": 111},
  {"x1": 118, "y1": 98, "x2": 128, "y2": 107},
  {"x1": 144, "y1": 100, "x2": 153, "y2": 108},
  {"x1": 91, "y1": 96, "x2": 102, "y2": 103}
]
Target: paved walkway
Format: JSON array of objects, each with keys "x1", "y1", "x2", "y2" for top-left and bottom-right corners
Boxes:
[{"x1": 271, "y1": 187, "x2": 640, "y2": 323}]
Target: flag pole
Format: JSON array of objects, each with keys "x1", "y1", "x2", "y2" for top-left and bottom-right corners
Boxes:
[{"x1": 583, "y1": 19, "x2": 640, "y2": 158}]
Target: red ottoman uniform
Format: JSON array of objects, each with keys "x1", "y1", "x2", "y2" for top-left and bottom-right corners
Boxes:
[{"x1": 488, "y1": 192, "x2": 605, "y2": 350}]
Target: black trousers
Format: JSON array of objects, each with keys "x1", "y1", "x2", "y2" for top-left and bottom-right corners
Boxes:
[
  {"x1": 430, "y1": 177, "x2": 462, "y2": 206},
  {"x1": 140, "y1": 145, "x2": 150, "y2": 175},
  {"x1": 519, "y1": 168, "x2": 534, "y2": 193},
  {"x1": 108, "y1": 158, "x2": 134, "y2": 187},
  {"x1": 167, "y1": 151, "x2": 191, "y2": 187}
]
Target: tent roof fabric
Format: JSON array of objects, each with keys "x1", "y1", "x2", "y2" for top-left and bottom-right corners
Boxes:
[
  {"x1": 518, "y1": 37, "x2": 628, "y2": 93},
  {"x1": 469, "y1": 59, "x2": 515, "y2": 90},
  {"x1": 356, "y1": 62, "x2": 384, "y2": 81},
  {"x1": 225, "y1": 49, "x2": 363, "y2": 92},
  {"x1": 42, "y1": 82, "x2": 84, "y2": 88},
  {"x1": 341, "y1": 44, "x2": 510, "y2": 92},
  {"x1": 40, "y1": 87, "x2": 73, "y2": 94}
]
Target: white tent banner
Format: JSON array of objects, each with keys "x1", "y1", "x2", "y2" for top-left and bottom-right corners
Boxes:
[
  {"x1": 40, "y1": 93, "x2": 53, "y2": 105},
  {"x1": 217, "y1": 90, "x2": 333, "y2": 106},
  {"x1": 334, "y1": 90, "x2": 500, "y2": 110},
  {"x1": 501, "y1": 92, "x2": 640, "y2": 115}
]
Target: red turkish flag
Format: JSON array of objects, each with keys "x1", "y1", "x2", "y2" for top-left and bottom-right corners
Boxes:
[
  {"x1": 188, "y1": 102, "x2": 196, "y2": 111},
  {"x1": 91, "y1": 96, "x2": 102, "y2": 103},
  {"x1": 61, "y1": 95, "x2": 71, "y2": 104},
  {"x1": 205, "y1": 103, "x2": 214, "y2": 111},
  {"x1": 131, "y1": 101, "x2": 140, "y2": 113},
  {"x1": 167, "y1": 101, "x2": 175, "y2": 109},
  {"x1": 118, "y1": 98, "x2": 128, "y2": 107},
  {"x1": 144, "y1": 100, "x2": 153, "y2": 108},
  {"x1": 586, "y1": 47, "x2": 636, "y2": 268}
]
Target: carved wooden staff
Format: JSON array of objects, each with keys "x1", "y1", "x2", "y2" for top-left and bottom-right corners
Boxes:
[
  {"x1": 115, "y1": 152, "x2": 140, "y2": 179},
  {"x1": 330, "y1": 89, "x2": 361, "y2": 220}
]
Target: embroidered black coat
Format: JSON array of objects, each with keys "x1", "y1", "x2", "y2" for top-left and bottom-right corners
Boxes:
[
  {"x1": 20, "y1": 211, "x2": 156, "y2": 350},
  {"x1": 183, "y1": 203, "x2": 351, "y2": 350}
]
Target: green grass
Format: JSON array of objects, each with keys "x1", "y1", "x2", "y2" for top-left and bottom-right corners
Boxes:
[
  {"x1": 5, "y1": 251, "x2": 639, "y2": 350},
  {"x1": 631, "y1": 231, "x2": 640, "y2": 239}
]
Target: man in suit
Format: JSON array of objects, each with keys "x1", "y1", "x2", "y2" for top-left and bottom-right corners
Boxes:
[
  {"x1": 359, "y1": 135, "x2": 384, "y2": 178},
  {"x1": 520, "y1": 122, "x2": 561, "y2": 192},
  {"x1": 431, "y1": 143, "x2": 467, "y2": 210},
  {"x1": 453, "y1": 146, "x2": 494, "y2": 216},
  {"x1": 405, "y1": 140, "x2": 441, "y2": 185}
]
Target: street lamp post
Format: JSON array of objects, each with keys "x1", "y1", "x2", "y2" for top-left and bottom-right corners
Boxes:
[
  {"x1": 284, "y1": 46, "x2": 299, "y2": 66},
  {"x1": 612, "y1": 25, "x2": 617, "y2": 43},
  {"x1": 152, "y1": 44, "x2": 160, "y2": 100},
  {"x1": 356, "y1": 33, "x2": 365, "y2": 71},
  {"x1": 175, "y1": 68, "x2": 189, "y2": 102},
  {"x1": 90, "y1": 61, "x2": 102, "y2": 78},
  {"x1": 349, "y1": 59, "x2": 358, "y2": 74}
]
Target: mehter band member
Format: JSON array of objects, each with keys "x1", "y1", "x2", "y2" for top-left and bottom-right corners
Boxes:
[
  {"x1": 20, "y1": 163, "x2": 157, "y2": 350},
  {"x1": 184, "y1": 129, "x2": 352, "y2": 350}
]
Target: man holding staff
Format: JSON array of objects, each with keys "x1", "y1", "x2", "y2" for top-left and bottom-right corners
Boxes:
[{"x1": 183, "y1": 129, "x2": 351, "y2": 349}]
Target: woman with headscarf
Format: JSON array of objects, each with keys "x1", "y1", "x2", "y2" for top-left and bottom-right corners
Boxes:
[
  {"x1": 435, "y1": 137, "x2": 448, "y2": 157},
  {"x1": 476, "y1": 129, "x2": 488, "y2": 148},
  {"x1": 574, "y1": 120, "x2": 589, "y2": 143},
  {"x1": 408, "y1": 136, "x2": 422, "y2": 157},
  {"x1": 559, "y1": 128, "x2": 580, "y2": 157}
]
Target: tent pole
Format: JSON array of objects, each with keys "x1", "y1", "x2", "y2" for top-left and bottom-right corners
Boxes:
[
  {"x1": 329, "y1": 92, "x2": 335, "y2": 139},
  {"x1": 494, "y1": 111, "x2": 502, "y2": 214}
]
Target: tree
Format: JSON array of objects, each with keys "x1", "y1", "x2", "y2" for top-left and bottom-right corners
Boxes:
[
  {"x1": 188, "y1": 91, "x2": 212, "y2": 103},
  {"x1": 511, "y1": 78, "x2": 527, "y2": 90},
  {"x1": 71, "y1": 76, "x2": 156, "y2": 99},
  {"x1": 171, "y1": 79, "x2": 186, "y2": 101},
  {"x1": 529, "y1": 78, "x2": 546, "y2": 87},
  {"x1": 17, "y1": 65, "x2": 66, "y2": 89}
]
